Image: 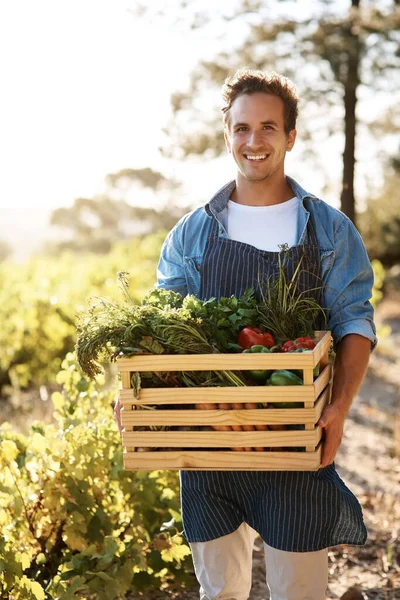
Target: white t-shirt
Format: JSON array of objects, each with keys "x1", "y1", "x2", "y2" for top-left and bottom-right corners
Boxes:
[{"x1": 220, "y1": 196, "x2": 301, "y2": 252}]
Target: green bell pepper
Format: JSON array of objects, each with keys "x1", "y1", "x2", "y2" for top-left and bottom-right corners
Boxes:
[
  {"x1": 242, "y1": 344, "x2": 272, "y2": 383},
  {"x1": 267, "y1": 369, "x2": 303, "y2": 408}
]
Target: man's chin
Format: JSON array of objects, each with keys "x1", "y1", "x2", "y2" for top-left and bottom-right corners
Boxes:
[{"x1": 242, "y1": 172, "x2": 272, "y2": 182}]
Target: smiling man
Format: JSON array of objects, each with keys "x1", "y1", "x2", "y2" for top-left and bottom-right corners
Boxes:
[
  {"x1": 116, "y1": 69, "x2": 376, "y2": 599},
  {"x1": 224, "y1": 92, "x2": 296, "y2": 198}
]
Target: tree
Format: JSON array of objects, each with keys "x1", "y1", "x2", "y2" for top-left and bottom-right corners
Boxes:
[
  {"x1": 359, "y1": 147, "x2": 400, "y2": 265},
  {"x1": 160, "y1": 0, "x2": 400, "y2": 225},
  {"x1": 45, "y1": 168, "x2": 186, "y2": 254}
]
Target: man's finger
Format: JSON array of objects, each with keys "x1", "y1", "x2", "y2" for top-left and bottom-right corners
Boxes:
[{"x1": 320, "y1": 429, "x2": 336, "y2": 467}]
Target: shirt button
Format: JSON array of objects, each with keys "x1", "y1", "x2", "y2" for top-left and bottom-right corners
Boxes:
[{"x1": 219, "y1": 228, "x2": 224, "y2": 234}]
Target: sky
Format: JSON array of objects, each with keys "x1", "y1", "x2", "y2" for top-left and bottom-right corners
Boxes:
[
  {"x1": 0, "y1": 0, "x2": 397, "y2": 260},
  {"x1": 0, "y1": 2, "x2": 190, "y2": 207},
  {"x1": 0, "y1": 0, "x2": 240, "y2": 259}
]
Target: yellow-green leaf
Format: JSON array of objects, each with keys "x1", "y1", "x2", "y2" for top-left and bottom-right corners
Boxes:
[{"x1": 0, "y1": 440, "x2": 19, "y2": 461}]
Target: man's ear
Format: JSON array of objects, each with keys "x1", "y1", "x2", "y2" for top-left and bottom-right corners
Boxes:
[
  {"x1": 286, "y1": 129, "x2": 296, "y2": 152},
  {"x1": 224, "y1": 129, "x2": 232, "y2": 153}
]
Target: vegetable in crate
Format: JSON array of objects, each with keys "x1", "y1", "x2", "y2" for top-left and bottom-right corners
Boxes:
[
  {"x1": 237, "y1": 327, "x2": 275, "y2": 350},
  {"x1": 257, "y1": 246, "x2": 327, "y2": 343},
  {"x1": 280, "y1": 336, "x2": 316, "y2": 352},
  {"x1": 267, "y1": 369, "x2": 303, "y2": 409},
  {"x1": 75, "y1": 275, "x2": 257, "y2": 386},
  {"x1": 241, "y1": 344, "x2": 272, "y2": 382},
  {"x1": 268, "y1": 370, "x2": 303, "y2": 387},
  {"x1": 266, "y1": 369, "x2": 304, "y2": 433}
]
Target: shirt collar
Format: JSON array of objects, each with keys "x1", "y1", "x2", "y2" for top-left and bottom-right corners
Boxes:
[{"x1": 206, "y1": 176, "x2": 317, "y2": 217}]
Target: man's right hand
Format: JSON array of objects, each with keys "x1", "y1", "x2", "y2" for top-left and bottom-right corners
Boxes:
[{"x1": 113, "y1": 394, "x2": 123, "y2": 435}]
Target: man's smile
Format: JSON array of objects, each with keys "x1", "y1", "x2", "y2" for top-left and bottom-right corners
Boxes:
[{"x1": 244, "y1": 153, "x2": 270, "y2": 162}]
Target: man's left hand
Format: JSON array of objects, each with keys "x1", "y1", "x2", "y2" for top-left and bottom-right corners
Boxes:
[{"x1": 317, "y1": 404, "x2": 346, "y2": 468}]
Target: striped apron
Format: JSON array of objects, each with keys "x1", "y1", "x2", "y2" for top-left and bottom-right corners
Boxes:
[{"x1": 180, "y1": 213, "x2": 367, "y2": 552}]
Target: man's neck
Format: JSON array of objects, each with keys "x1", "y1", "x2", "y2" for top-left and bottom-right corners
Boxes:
[{"x1": 231, "y1": 173, "x2": 294, "y2": 207}]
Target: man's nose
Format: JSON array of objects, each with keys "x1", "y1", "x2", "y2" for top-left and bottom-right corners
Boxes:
[{"x1": 248, "y1": 130, "x2": 264, "y2": 148}]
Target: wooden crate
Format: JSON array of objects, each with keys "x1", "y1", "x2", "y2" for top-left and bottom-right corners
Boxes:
[{"x1": 117, "y1": 331, "x2": 332, "y2": 471}]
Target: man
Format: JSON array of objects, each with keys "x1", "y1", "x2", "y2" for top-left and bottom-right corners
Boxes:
[{"x1": 115, "y1": 69, "x2": 376, "y2": 600}]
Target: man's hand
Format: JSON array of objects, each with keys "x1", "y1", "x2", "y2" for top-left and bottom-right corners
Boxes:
[
  {"x1": 317, "y1": 404, "x2": 346, "y2": 468},
  {"x1": 113, "y1": 394, "x2": 124, "y2": 435},
  {"x1": 317, "y1": 334, "x2": 371, "y2": 468}
]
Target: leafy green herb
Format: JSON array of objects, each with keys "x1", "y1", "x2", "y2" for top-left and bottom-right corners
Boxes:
[
  {"x1": 75, "y1": 279, "x2": 257, "y2": 383},
  {"x1": 257, "y1": 245, "x2": 327, "y2": 343}
]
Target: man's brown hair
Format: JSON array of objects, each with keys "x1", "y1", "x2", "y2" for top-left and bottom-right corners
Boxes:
[{"x1": 221, "y1": 68, "x2": 299, "y2": 135}]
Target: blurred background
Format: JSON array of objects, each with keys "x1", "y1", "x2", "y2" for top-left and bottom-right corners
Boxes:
[{"x1": 0, "y1": 2, "x2": 399, "y2": 597}]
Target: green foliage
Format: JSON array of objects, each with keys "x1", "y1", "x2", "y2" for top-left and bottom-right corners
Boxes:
[
  {"x1": 76, "y1": 285, "x2": 257, "y2": 387},
  {"x1": 0, "y1": 232, "x2": 165, "y2": 393},
  {"x1": 257, "y1": 246, "x2": 327, "y2": 343},
  {"x1": 371, "y1": 259, "x2": 385, "y2": 309},
  {"x1": 371, "y1": 259, "x2": 392, "y2": 339},
  {"x1": 359, "y1": 170, "x2": 400, "y2": 265},
  {"x1": 0, "y1": 353, "x2": 193, "y2": 599}
]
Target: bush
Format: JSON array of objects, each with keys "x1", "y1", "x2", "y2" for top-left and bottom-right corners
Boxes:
[
  {"x1": 0, "y1": 232, "x2": 166, "y2": 394},
  {"x1": 0, "y1": 353, "x2": 193, "y2": 599}
]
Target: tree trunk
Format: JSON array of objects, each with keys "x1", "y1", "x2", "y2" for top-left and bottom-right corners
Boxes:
[{"x1": 340, "y1": 0, "x2": 361, "y2": 226}]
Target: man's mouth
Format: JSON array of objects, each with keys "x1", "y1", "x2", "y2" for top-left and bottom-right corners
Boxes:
[{"x1": 244, "y1": 154, "x2": 270, "y2": 162}]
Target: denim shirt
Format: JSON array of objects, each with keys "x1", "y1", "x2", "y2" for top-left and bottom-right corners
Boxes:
[{"x1": 156, "y1": 176, "x2": 377, "y2": 349}]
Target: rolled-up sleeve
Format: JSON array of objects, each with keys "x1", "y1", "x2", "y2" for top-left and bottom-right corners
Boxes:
[
  {"x1": 324, "y1": 216, "x2": 377, "y2": 351},
  {"x1": 156, "y1": 226, "x2": 188, "y2": 296}
]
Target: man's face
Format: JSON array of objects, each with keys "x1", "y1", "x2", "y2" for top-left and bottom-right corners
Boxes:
[{"x1": 224, "y1": 92, "x2": 296, "y2": 183}]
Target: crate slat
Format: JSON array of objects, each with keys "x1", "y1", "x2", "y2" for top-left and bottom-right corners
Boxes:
[
  {"x1": 119, "y1": 364, "x2": 332, "y2": 406},
  {"x1": 121, "y1": 372, "x2": 131, "y2": 389},
  {"x1": 123, "y1": 445, "x2": 323, "y2": 471},
  {"x1": 121, "y1": 386, "x2": 312, "y2": 404},
  {"x1": 314, "y1": 364, "x2": 332, "y2": 396},
  {"x1": 117, "y1": 331, "x2": 331, "y2": 373},
  {"x1": 122, "y1": 427, "x2": 322, "y2": 448},
  {"x1": 123, "y1": 408, "x2": 313, "y2": 426},
  {"x1": 122, "y1": 386, "x2": 330, "y2": 427},
  {"x1": 314, "y1": 385, "x2": 331, "y2": 422},
  {"x1": 117, "y1": 352, "x2": 315, "y2": 372},
  {"x1": 312, "y1": 331, "x2": 332, "y2": 368}
]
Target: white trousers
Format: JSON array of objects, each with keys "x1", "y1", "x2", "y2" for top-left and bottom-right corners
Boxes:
[{"x1": 189, "y1": 523, "x2": 328, "y2": 600}]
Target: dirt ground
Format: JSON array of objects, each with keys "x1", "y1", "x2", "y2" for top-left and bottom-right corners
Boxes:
[{"x1": 141, "y1": 290, "x2": 400, "y2": 600}]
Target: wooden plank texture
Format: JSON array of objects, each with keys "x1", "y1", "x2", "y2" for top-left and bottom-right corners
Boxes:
[
  {"x1": 122, "y1": 427, "x2": 322, "y2": 448},
  {"x1": 119, "y1": 364, "x2": 331, "y2": 406},
  {"x1": 117, "y1": 331, "x2": 332, "y2": 372},
  {"x1": 123, "y1": 445, "x2": 322, "y2": 471},
  {"x1": 120, "y1": 372, "x2": 131, "y2": 390},
  {"x1": 117, "y1": 352, "x2": 315, "y2": 371},
  {"x1": 121, "y1": 384, "x2": 331, "y2": 428},
  {"x1": 120, "y1": 386, "x2": 314, "y2": 404},
  {"x1": 312, "y1": 331, "x2": 333, "y2": 368},
  {"x1": 117, "y1": 331, "x2": 331, "y2": 373},
  {"x1": 123, "y1": 407, "x2": 314, "y2": 427},
  {"x1": 314, "y1": 364, "x2": 332, "y2": 396},
  {"x1": 314, "y1": 386, "x2": 331, "y2": 422}
]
